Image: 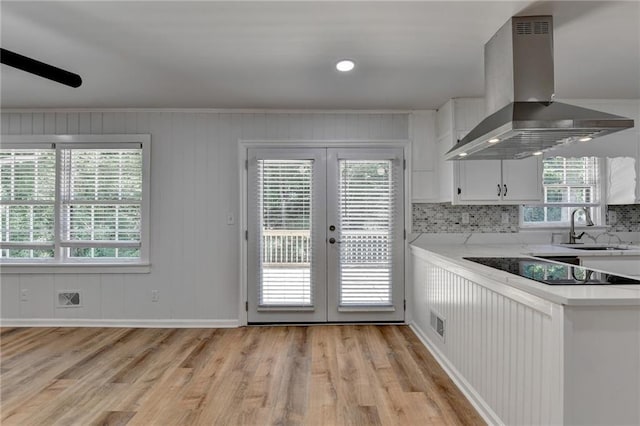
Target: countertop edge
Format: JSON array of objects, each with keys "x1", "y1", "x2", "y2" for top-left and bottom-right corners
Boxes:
[{"x1": 410, "y1": 244, "x2": 640, "y2": 307}]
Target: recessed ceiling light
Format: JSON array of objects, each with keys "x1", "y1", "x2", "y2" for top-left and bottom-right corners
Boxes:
[
  {"x1": 336, "y1": 59, "x2": 355, "y2": 72},
  {"x1": 458, "y1": 152, "x2": 468, "y2": 157},
  {"x1": 578, "y1": 137, "x2": 592, "y2": 142},
  {"x1": 533, "y1": 151, "x2": 543, "y2": 156},
  {"x1": 488, "y1": 138, "x2": 500, "y2": 143}
]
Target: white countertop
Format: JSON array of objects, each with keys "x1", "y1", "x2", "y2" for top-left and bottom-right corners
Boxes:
[{"x1": 410, "y1": 240, "x2": 640, "y2": 306}]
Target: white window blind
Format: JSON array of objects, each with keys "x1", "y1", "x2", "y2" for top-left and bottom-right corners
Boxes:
[
  {"x1": 0, "y1": 149, "x2": 56, "y2": 258},
  {"x1": 1, "y1": 139, "x2": 146, "y2": 263},
  {"x1": 258, "y1": 159, "x2": 313, "y2": 306},
  {"x1": 60, "y1": 147, "x2": 143, "y2": 258},
  {"x1": 523, "y1": 157, "x2": 600, "y2": 225},
  {"x1": 338, "y1": 160, "x2": 395, "y2": 306}
]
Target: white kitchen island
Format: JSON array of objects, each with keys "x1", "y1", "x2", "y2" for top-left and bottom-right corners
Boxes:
[{"x1": 410, "y1": 240, "x2": 640, "y2": 426}]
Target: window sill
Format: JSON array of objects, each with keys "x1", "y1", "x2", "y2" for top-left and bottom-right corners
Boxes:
[
  {"x1": 519, "y1": 225, "x2": 610, "y2": 232},
  {"x1": 0, "y1": 263, "x2": 151, "y2": 274}
]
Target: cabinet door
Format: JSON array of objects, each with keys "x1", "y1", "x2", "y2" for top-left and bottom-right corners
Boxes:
[
  {"x1": 456, "y1": 159, "x2": 502, "y2": 203},
  {"x1": 501, "y1": 157, "x2": 542, "y2": 204},
  {"x1": 607, "y1": 157, "x2": 637, "y2": 205}
]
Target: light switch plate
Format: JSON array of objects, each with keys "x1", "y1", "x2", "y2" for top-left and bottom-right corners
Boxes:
[
  {"x1": 502, "y1": 212, "x2": 510, "y2": 224},
  {"x1": 226, "y1": 213, "x2": 235, "y2": 225},
  {"x1": 461, "y1": 212, "x2": 470, "y2": 224}
]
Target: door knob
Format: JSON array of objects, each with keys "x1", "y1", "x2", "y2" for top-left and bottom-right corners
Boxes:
[
  {"x1": 329, "y1": 225, "x2": 336, "y2": 231},
  {"x1": 329, "y1": 237, "x2": 341, "y2": 244}
]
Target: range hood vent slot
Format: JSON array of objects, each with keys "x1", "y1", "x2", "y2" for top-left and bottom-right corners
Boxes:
[{"x1": 516, "y1": 20, "x2": 550, "y2": 35}]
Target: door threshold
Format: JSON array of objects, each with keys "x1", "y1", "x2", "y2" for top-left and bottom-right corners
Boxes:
[{"x1": 248, "y1": 320, "x2": 405, "y2": 326}]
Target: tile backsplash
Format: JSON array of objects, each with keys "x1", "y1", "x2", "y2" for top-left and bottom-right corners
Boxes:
[
  {"x1": 412, "y1": 203, "x2": 519, "y2": 233},
  {"x1": 412, "y1": 203, "x2": 640, "y2": 233},
  {"x1": 607, "y1": 204, "x2": 640, "y2": 232}
]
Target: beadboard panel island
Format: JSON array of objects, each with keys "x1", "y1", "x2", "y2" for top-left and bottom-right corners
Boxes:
[{"x1": 410, "y1": 242, "x2": 640, "y2": 425}]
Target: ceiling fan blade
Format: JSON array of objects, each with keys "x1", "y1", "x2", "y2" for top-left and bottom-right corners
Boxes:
[{"x1": 1, "y1": 48, "x2": 82, "y2": 88}]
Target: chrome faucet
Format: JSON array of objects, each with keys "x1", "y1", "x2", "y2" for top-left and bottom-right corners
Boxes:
[{"x1": 569, "y1": 207, "x2": 594, "y2": 244}]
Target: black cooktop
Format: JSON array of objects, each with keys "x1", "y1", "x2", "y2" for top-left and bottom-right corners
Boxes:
[{"x1": 464, "y1": 257, "x2": 640, "y2": 286}]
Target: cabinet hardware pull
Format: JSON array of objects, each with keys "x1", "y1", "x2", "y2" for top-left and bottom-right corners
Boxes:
[
  {"x1": 497, "y1": 184, "x2": 501, "y2": 196},
  {"x1": 503, "y1": 184, "x2": 508, "y2": 197}
]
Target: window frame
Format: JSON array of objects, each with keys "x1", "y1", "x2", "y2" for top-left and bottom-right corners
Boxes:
[
  {"x1": 1, "y1": 134, "x2": 150, "y2": 273},
  {"x1": 519, "y1": 156, "x2": 606, "y2": 229}
]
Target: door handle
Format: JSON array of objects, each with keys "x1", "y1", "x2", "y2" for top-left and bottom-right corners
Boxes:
[
  {"x1": 329, "y1": 237, "x2": 341, "y2": 244},
  {"x1": 497, "y1": 184, "x2": 502, "y2": 196},
  {"x1": 503, "y1": 184, "x2": 507, "y2": 197}
]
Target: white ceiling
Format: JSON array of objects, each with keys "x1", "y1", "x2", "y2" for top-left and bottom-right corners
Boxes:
[{"x1": 1, "y1": 1, "x2": 639, "y2": 109}]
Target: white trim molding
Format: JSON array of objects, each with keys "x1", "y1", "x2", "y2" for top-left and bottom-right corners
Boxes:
[{"x1": 0, "y1": 318, "x2": 241, "y2": 328}]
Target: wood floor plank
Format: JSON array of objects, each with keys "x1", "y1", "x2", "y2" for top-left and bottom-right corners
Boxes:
[{"x1": 1, "y1": 325, "x2": 485, "y2": 425}]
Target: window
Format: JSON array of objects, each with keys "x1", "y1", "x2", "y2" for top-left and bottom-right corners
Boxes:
[
  {"x1": 1, "y1": 135, "x2": 149, "y2": 264},
  {"x1": 521, "y1": 157, "x2": 602, "y2": 227}
]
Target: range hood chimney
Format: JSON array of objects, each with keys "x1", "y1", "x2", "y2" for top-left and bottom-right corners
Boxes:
[{"x1": 445, "y1": 15, "x2": 634, "y2": 161}]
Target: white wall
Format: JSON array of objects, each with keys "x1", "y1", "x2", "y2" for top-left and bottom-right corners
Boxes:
[{"x1": 0, "y1": 111, "x2": 409, "y2": 324}]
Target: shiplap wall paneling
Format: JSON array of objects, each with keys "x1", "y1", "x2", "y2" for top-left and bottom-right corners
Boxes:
[
  {"x1": 411, "y1": 255, "x2": 562, "y2": 425},
  {"x1": 1, "y1": 111, "x2": 409, "y2": 323},
  {"x1": 1, "y1": 275, "x2": 20, "y2": 318}
]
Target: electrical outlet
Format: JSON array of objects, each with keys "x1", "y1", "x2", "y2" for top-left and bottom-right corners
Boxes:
[
  {"x1": 461, "y1": 212, "x2": 470, "y2": 224},
  {"x1": 20, "y1": 289, "x2": 28, "y2": 302},
  {"x1": 608, "y1": 211, "x2": 617, "y2": 224},
  {"x1": 502, "y1": 212, "x2": 510, "y2": 224},
  {"x1": 151, "y1": 290, "x2": 160, "y2": 302},
  {"x1": 226, "y1": 213, "x2": 235, "y2": 225}
]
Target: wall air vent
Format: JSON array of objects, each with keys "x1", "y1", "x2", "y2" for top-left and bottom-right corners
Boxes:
[
  {"x1": 57, "y1": 291, "x2": 81, "y2": 308},
  {"x1": 430, "y1": 310, "x2": 446, "y2": 341}
]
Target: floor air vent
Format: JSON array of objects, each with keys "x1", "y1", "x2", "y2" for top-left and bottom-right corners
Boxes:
[
  {"x1": 57, "y1": 291, "x2": 81, "y2": 308},
  {"x1": 430, "y1": 310, "x2": 446, "y2": 341}
]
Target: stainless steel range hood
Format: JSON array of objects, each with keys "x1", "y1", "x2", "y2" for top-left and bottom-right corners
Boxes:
[{"x1": 445, "y1": 15, "x2": 634, "y2": 161}]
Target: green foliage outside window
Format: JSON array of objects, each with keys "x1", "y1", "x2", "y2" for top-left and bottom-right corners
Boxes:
[{"x1": 0, "y1": 147, "x2": 143, "y2": 260}]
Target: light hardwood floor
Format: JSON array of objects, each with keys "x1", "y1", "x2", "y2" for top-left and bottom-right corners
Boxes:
[{"x1": 1, "y1": 325, "x2": 484, "y2": 425}]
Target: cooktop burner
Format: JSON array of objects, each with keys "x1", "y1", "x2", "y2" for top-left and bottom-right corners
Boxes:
[{"x1": 464, "y1": 257, "x2": 640, "y2": 286}]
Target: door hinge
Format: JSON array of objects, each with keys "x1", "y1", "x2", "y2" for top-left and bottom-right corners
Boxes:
[
  {"x1": 245, "y1": 301, "x2": 248, "y2": 311},
  {"x1": 403, "y1": 300, "x2": 406, "y2": 311},
  {"x1": 403, "y1": 159, "x2": 407, "y2": 170},
  {"x1": 245, "y1": 159, "x2": 248, "y2": 170},
  {"x1": 457, "y1": 187, "x2": 462, "y2": 195},
  {"x1": 404, "y1": 229, "x2": 406, "y2": 240},
  {"x1": 245, "y1": 230, "x2": 248, "y2": 240}
]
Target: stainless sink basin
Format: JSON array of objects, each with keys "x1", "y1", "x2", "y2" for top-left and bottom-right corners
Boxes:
[{"x1": 558, "y1": 244, "x2": 628, "y2": 251}]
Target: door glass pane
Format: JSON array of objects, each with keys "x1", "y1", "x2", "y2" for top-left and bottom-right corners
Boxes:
[
  {"x1": 338, "y1": 160, "x2": 394, "y2": 306},
  {"x1": 258, "y1": 159, "x2": 313, "y2": 306}
]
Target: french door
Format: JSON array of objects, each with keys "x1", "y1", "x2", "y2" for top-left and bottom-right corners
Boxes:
[{"x1": 247, "y1": 147, "x2": 404, "y2": 323}]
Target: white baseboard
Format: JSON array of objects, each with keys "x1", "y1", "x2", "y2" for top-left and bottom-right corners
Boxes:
[
  {"x1": 0, "y1": 318, "x2": 241, "y2": 328},
  {"x1": 409, "y1": 321, "x2": 503, "y2": 426}
]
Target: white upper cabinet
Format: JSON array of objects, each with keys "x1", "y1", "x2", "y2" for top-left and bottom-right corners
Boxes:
[
  {"x1": 410, "y1": 110, "x2": 438, "y2": 202},
  {"x1": 457, "y1": 156, "x2": 542, "y2": 204},
  {"x1": 457, "y1": 159, "x2": 502, "y2": 202},
  {"x1": 607, "y1": 157, "x2": 637, "y2": 204},
  {"x1": 436, "y1": 98, "x2": 542, "y2": 205},
  {"x1": 500, "y1": 157, "x2": 543, "y2": 203}
]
